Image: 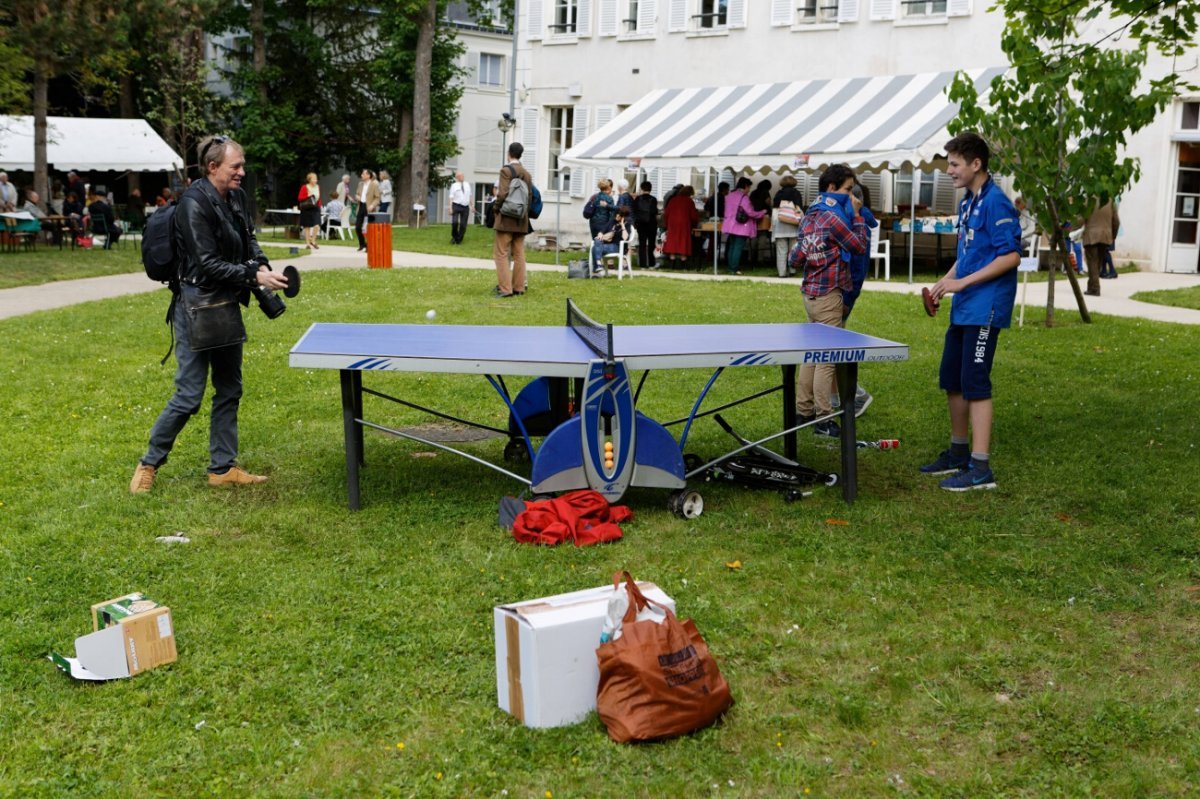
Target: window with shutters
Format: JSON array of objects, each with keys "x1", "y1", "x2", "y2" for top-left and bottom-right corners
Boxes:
[
  {"x1": 624, "y1": 0, "x2": 639, "y2": 30},
  {"x1": 616, "y1": 0, "x2": 656, "y2": 37},
  {"x1": 797, "y1": 0, "x2": 839, "y2": 23},
  {"x1": 901, "y1": 0, "x2": 946, "y2": 17},
  {"x1": 696, "y1": 0, "x2": 727, "y2": 28},
  {"x1": 547, "y1": 107, "x2": 575, "y2": 190},
  {"x1": 473, "y1": 0, "x2": 504, "y2": 25},
  {"x1": 477, "y1": 53, "x2": 504, "y2": 88},
  {"x1": 552, "y1": 0, "x2": 578, "y2": 32},
  {"x1": 895, "y1": 166, "x2": 936, "y2": 208}
]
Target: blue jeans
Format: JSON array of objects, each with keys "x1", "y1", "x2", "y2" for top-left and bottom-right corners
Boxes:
[
  {"x1": 141, "y1": 297, "x2": 244, "y2": 473},
  {"x1": 592, "y1": 241, "x2": 619, "y2": 271}
]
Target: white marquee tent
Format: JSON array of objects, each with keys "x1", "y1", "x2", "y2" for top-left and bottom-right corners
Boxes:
[
  {"x1": 0, "y1": 116, "x2": 184, "y2": 172},
  {"x1": 558, "y1": 68, "x2": 1005, "y2": 279},
  {"x1": 559, "y1": 68, "x2": 1006, "y2": 174}
]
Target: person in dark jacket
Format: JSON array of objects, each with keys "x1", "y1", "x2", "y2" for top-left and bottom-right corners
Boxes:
[
  {"x1": 631, "y1": 181, "x2": 659, "y2": 269},
  {"x1": 87, "y1": 191, "x2": 122, "y2": 249},
  {"x1": 130, "y1": 135, "x2": 290, "y2": 494}
]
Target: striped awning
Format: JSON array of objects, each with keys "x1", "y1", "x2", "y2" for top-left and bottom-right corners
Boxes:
[{"x1": 559, "y1": 68, "x2": 1006, "y2": 173}]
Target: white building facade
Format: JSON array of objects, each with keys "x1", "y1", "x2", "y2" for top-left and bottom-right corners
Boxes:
[
  {"x1": 435, "y1": 2, "x2": 517, "y2": 225},
  {"x1": 505, "y1": 0, "x2": 1199, "y2": 272}
]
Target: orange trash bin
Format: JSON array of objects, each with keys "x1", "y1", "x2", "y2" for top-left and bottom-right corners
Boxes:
[{"x1": 367, "y1": 213, "x2": 392, "y2": 269}]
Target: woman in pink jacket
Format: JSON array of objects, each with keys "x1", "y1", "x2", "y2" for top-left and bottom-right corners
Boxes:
[{"x1": 720, "y1": 177, "x2": 765, "y2": 274}]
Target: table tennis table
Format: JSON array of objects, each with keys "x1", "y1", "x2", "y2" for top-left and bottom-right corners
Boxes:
[{"x1": 289, "y1": 300, "x2": 909, "y2": 514}]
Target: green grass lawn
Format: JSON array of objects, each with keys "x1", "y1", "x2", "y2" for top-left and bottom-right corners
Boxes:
[
  {"x1": 1132, "y1": 285, "x2": 1200, "y2": 311},
  {"x1": 2, "y1": 269, "x2": 1199, "y2": 797}
]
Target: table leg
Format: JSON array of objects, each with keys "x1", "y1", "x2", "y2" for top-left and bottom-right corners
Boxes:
[
  {"x1": 782, "y1": 364, "x2": 797, "y2": 461},
  {"x1": 836, "y1": 362, "x2": 858, "y2": 503},
  {"x1": 340, "y1": 369, "x2": 362, "y2": 510},
  {"x1": 352, "y1": 370, "x2": 365, "y2": 465}
]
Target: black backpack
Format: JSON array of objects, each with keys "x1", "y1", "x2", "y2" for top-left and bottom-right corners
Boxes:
[{"x1": 141, "y1": 205, "x2": 179, "y2": 284}]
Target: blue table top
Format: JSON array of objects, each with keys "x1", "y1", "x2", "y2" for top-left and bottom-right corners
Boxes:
[{"x1": 290, "y1": 321, "x2": 908, "y2": 377}]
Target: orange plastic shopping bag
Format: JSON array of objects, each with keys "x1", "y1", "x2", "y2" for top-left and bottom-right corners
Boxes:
[{"x1": 595, "y1": 571, "x2": 733, "y2": 742}]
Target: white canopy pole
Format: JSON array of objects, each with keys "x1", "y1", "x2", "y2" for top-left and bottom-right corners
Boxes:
[
  {"x1": 908, "y1": 166, "x2": 916, "y2": 284},
  {"x1": 710, "y1": 168, "x2": 717, "y2": 276}
]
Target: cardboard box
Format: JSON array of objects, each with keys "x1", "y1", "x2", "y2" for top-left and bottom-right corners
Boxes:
[
  {"x1": 494, "y1": 581, "x2": 675, "y2": 728},
  {"x1": 51, "y1": 592, "x2": 177, "y2": 681}
]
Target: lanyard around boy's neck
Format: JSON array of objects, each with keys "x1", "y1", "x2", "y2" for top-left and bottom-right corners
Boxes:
[{"x1": 961, "y1": 176, "x2": 991, "y2": 227}]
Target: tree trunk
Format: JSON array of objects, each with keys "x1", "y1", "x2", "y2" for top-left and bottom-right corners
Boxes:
[
  {"x1": 120, "y1": 73, "x2": 141, "y2": 194},
  {"x1": 1062, "y1": 244, "x2": 1092, "y2": 323},
  {"x1": 250, "y1": 0, "x2": 269, "y2": 106},
  {"x1": 395, "y1": 105, "x2": 413, "y2": 225},
  {"x1": 1046, "y1": 230, "x2": 1092, "y2": 327},
  {"x1": 33, "y1": 64, "x2": 49, "y2": 213},
  {"x1": 1046, "y1": 231, "x2": 1058, "y2": 328},
  {"x1": 409, "y1": 0, "x2": 437, "y2": 228}
]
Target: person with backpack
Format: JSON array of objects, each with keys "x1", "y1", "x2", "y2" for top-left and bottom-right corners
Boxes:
[
  {"x1": 583, "y1": 178, "x2": 616, "y2": 238},
  {"x1": 631, "y1": 181, "x2": 659, "y2": 270},
  {"x1": 492, "y1": 142, "x2": 532, "y2": 298},
  {"x1": 130, "y1": 135, "x2": 290, "y2": 494},
  {"x1": 788, "y1": 163, "x2": 869, "y2": 439}
]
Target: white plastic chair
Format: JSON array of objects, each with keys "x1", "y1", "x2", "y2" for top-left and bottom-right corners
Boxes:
[
  {"x1": 602, "y1": 239, "x2": 632, "y2": 280},
  {"x1": 326, "y1": 206, "x2": 352, "y2": 240},
  {"x1": 869, "y1": 225, "x2": 891, "y2": 280}
]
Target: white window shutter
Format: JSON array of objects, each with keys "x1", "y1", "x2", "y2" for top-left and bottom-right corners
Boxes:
[
  {"x1": 648, "y1": 168, "x2": 661, "y2": 195},
  {"x1": 667, "y1": 0, "x2": 687, "y2": 31},
  {"x1": 933, "y1": 171, "x2": 957, "y2": 213},
  {"x1": 637, "y1": 0, "x2": 657, "y2": 32},
  {"x1": 594, "y1": 104, "x2": 617, "y2": 131},
  {"x1": 599, "y1": 0, "x2": 619, "y2": 34},
  {"x1": 727, "y1": 0, "x2": 747, "y2": 27},
  {"x1": 578, "y1": 0, "x2": 593, "y2": 35},
  {"x1": 770, "y1": 0, "x2": 792, "y2": 26},
  {"x1": 869, "y1": 0, "x2": 894, "y2": 20},
  {"x1": 570, "y1": 107, "x2": 590, "y2": 197},
  {"x1": 469, "y1": 52, "x2": 480, "y2": 86},
  {"x1": 661, "y1": 168, "x2": 678, "y2": 191},
  {"x1": 520, "y1": 106, "x2": 540, "y2": 164},
  {"x1": 947, "y1": 0, "x2": 972, "y2": 16},
  {"x1": 858, "y1": 172, "x2": 882, "y2": 207},
  {"x1": 528, "y1": 0, "x2": 544, "y2": 39},
  {"x1": 837, "y1": 0, "x2": 859, "y2": 23}
]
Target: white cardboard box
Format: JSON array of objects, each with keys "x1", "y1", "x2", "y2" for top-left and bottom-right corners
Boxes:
[{"x1": 494, "y1": 581, "x2": 675, "y2": 728}]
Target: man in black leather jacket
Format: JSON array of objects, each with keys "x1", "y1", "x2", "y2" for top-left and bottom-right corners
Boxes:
[{"x1": 131, "y1": 135, "x2": 290, "y2": 494}]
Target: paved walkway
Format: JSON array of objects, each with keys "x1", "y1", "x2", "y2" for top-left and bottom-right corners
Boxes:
[{"x1": 3, "y1": 245, "x2": 1199, "y2": 324}]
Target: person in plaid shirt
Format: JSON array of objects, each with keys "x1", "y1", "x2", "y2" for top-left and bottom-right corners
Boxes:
[{"x1": 788, "y1": 163, "x2": 868, "y2": 437}]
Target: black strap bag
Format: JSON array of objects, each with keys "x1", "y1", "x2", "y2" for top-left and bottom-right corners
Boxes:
[{"x1": 180, "y1": 283, "x2": 246, "y2": 352}]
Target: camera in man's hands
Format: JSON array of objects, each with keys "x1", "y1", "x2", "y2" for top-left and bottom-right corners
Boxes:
[{"x1": 250, "y1": 264, "x2": 301, "y2": 319}]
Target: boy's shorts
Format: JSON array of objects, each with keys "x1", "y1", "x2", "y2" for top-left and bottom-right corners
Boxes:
[{"x1": 939, "y1": 323, "x2": 1001, "y2": 400}]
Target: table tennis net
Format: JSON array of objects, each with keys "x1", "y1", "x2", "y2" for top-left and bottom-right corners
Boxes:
[{"x1": 566, "y1": 299, "x2": 614, "y2": 361}]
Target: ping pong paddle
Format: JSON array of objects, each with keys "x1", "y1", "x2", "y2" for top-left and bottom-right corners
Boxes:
[
  {"x1": 282, "y1": 265, "x2": 301, "y2": 298},
  {"x1": 921, "y1": 287, "x2": 939, "y2": 317}
]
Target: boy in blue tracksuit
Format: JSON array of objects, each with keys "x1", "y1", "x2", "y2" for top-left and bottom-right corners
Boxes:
[{"x1": 921, "y1": 132, "x2": 1021, "y2": 491}]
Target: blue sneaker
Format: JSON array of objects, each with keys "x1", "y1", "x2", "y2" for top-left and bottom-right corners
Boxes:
[
  {"x1": 939, "y1": 459, "x2": 997, "y2": 491},
  {"x1": 919, "y1": 449, "x2": 969, "y2": 475},
  {"x1": 813, "y1": 420, "x2": 841, "y2": 438}
]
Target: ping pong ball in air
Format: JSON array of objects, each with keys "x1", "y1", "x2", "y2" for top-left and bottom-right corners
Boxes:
[{"x1": 426, "y1": 310, "x2": 436, "y2": 320}]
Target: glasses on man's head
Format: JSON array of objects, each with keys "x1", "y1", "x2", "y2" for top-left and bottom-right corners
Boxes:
[{"x1": 203, "y1": 135, "x2": 229, "y2": 164}]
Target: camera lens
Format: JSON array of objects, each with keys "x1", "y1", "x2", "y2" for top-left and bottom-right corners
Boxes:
[{"x1": 253, "y1": 286, "x2": 286, "y2": 319}]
